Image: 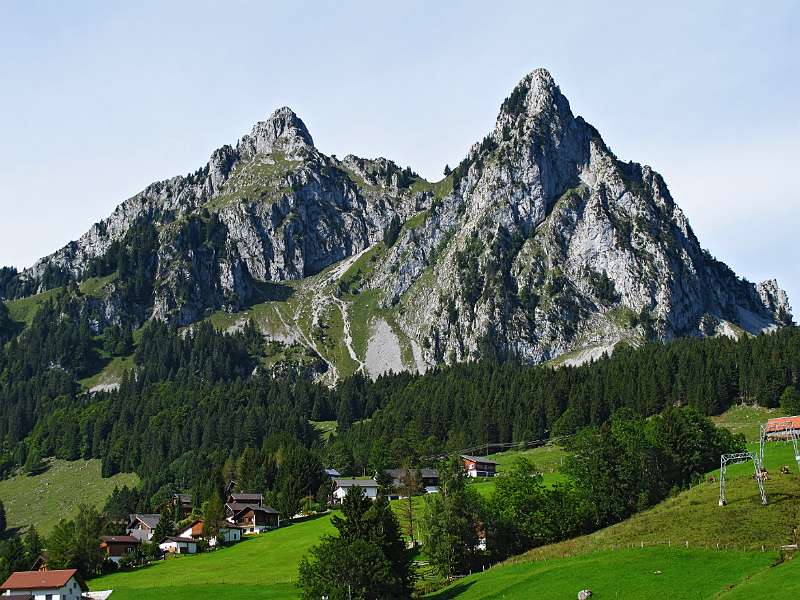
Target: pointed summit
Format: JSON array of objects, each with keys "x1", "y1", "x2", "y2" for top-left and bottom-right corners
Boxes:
[
  {"x1": 241, "y1": 107, "x2": 314, "y2": 158},
  {"x1": 496, "y1": 67, "x2": 573, "y2": 129}
]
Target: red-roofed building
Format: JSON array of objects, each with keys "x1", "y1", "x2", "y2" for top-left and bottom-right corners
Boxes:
[
  {"x1": 764, "y1": 415, "x2": 800, "y2": 440},
  {"x1": 0, "y1": 568, "x2": 86, "y2": 600}
]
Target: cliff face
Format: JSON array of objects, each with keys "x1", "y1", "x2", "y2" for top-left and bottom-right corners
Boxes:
[{"x1": 8, "y1": 69, "x2": 792, "y2": 379}]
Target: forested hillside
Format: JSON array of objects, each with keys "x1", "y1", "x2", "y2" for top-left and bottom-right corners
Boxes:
[{"x1": 0, "y1": 278, "x2": 798, "y2": 503}]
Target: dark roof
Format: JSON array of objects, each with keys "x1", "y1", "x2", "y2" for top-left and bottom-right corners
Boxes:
[
  {"x1": 173, "y1": 493, "x2": 193, "y2": 503},
  {"x1": 228, "y1": 503, "x2": 279, "y2": 517},
  {"x1": 128, "y1": 513, "x2": 161, "y2": 529},
  {"x1": 229, "y1": 493, "x2": 263, "y2": 502},
  {"x1": 162, "y1": 536, "x2": 197, "y2": 543},
  {"x1": 100, "y1": 535, "x2": 140, "y2": 544},
  {"x1": 385, "y1": 468, "x2": 439, "y2": 479},
  {"x1": 185, "y1": 519, "x2": 245, "y2": 533},
  {"x1": 1, "y1": 569, "x2": 86, "y2": 591},
  {"x1": 227, "y1": 503, "x2": 280, "y2": 518},
  {"x1": 333, "y1": 478, "x2": 379, "y2": 488},
  {"x1": 461, "y1": 455, "x2": 499, "y2": 465}
]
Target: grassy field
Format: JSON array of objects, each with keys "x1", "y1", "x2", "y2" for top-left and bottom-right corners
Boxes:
[
  {"x1": 427, "y1": 409, "x2": 800, "y2": 598},
  {"x1": 0, "y1": 459, "x2": 139, "y2": 535},
  {"x1": 516, "y1": 442, "x2": 800, "y2": 561},
  {"x1": 720, "y1": 552, "x2": 800, "y2": 599},
  {"x1": 485, "y1": 444, "x2": 568, "y2": 474},
  {"x1": 428, "y1": 546, "x2": 780, "y2": 599},
  {"x1": 89, "y1": 513, "x2": 336, "y2": 599},
  {"x1": 712, "y1": 404, "x2": 782, "y2": 442}
]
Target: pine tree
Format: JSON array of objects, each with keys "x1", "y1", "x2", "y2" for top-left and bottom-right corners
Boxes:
[{"x1": 202, "y1": 494, "x2": 225, "y2": 545}]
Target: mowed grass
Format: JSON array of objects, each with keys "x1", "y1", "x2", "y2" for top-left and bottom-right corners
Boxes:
[
  {"x1": 428, "y1": 546, "x2": 777, "y2": 599},
  {"x1": 0, "y1": 459, "x2": 139, "y2": 535},
  {"x1": 89, "y1": 513, "x2": 336, "y2": 599},
  {"x1": 712, "y1": 404, "x2": 782, "y2": 442},
  {"x1": 720, "y1": 553, "x2": 800, "y2": 599},
  {"x1": 485, "y1": 444, "x2": 567, "y2": 474}
]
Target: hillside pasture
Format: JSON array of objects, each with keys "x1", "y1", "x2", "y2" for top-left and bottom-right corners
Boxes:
[
  {"x1": 428, "y1": 546, "x2": 778, "y2": 599},
  {"x1": 89, "y1": 513, "x2": 336, "y2": 599},
  {"x1": 0, "y1": 459, "x2": 139, "y2": 535}
]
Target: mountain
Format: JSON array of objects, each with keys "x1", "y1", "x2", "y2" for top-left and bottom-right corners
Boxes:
[{"x1": 1, "y1": 69, "x2": 792, "y2": 382}]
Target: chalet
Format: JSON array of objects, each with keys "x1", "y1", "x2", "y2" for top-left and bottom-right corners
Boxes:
[
  {"x1": 227, "y1": 492, "x2": 263, "y2": 506},
  {"x1": 170, "y1": 493, "x2": 193, "y2": 518},
  {"x1": 0, "y1": 568, "x2": 87, "y2": 600},
  {"x1": 178, "y1": 519, "x2": 243, "y2": 546},
  {"x1": 332, "y1": 478, "x2": 380, "y2": 502},
  {"x1": 226, "y1": 504, "x2": 280, "y2": 534},
  {"x1": 126, "y1": 513, "x2": 161, "y2": 541},
  {"x1": 158, "y1": 536, "x2": 198, "y2": 555},
  {"x1": 384, "y1": 468, "x2": 440, "y2": 496},
  {"x1": 461, "y1": 455, "x2": 498, "y2": 478},
  {"x1": 99, "y1": 535, "x2": 140, "y2": 563}
]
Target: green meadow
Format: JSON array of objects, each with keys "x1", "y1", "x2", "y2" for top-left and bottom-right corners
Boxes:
[
  {"x1": 0, "y1": 459, "x2": 139, "y2": 535},
  {"x1": 89, "y1": 513, "x2": 336, "y2": 599}
]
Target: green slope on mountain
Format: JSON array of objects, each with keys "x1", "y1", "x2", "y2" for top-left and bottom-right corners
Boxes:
[{"x1": 0, "y1": 459, "x2": 139, "y2": 535}]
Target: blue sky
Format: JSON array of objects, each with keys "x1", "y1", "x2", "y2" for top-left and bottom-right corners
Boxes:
[{"x1": 0, "y1": 1, "x2": 797, "y2": 308}]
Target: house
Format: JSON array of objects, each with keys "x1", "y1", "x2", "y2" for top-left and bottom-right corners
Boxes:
[
  {"x1": 126, "y1": 513, "x2": 161, "y2": 541},
  {"x1": 0, "y1": 568, "x2": 87, "y2": 600},
  {"x1": 323, "y1": 468, "x2": 341, "y2": 478},
  {"x1": 226, "y1": 504, "x2": 280, "y2": 533},
  {"x1": 169, "y1": 493, "x2": 193, "y2": 518},
  {"x1": 100, "y1": 535, "x2": 140, "y2": 563},
  {"x1": 227, "y1": 492, "x2": 263, "y2": 506},
  {"x1": 384, "y1": 468, "x2": 440, "y2": 497},
  {"x1": 178, "y1": 519, "x2": 243, "y2": 546},
  {"x1": 158, "y1": 536, "x2": 198, "y2": 555},
  {"x1": 461, "y1": 455, "x2": 498, "y2": 478},
  {"x1": 332, "y1": 478, "x2": 380, "y2": 502}
]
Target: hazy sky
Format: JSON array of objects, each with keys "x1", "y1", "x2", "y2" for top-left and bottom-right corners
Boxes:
[{"x1": 1, "y1": 1, "x2": 797, "y2": 308}]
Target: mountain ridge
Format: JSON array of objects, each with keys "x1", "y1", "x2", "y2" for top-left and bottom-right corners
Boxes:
[{"x1": 1, "y1": 68, "x2": 792, "y2": 381}]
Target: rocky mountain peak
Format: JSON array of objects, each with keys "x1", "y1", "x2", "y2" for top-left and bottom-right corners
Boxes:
[
  {"x1": 757, "y1": 279, "x2": 793, "y2": 324},
  {"x1": 240, "y1": 106, "x2": 314, "y2": 159},
  {"x1": 7, "y1": 69, "x2": 793, "y2": 381},
  {"x1": 495, "y1": 68, "x2": 574, "y2": 133}
]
